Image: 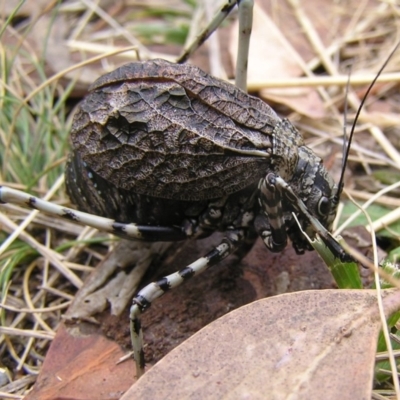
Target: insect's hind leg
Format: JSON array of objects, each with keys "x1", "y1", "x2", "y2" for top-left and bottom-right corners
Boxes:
[
  {"x1": 130, "y1": 228, "x2": 245, "y2": 378},
  {"x1": 177, "y1": 0, "x2": 254, "y2": 91},
  {"x1": 0, "y1": 186, "x2": 187, "y2": 242}
]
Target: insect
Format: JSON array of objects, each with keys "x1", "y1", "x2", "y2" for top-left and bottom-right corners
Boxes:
[
  {"x1": 0, "y1": 0, "x2": 395, "y2": 381},
  {"x1": 0, "y1": 59, "x2": 351, "y2": 376}
]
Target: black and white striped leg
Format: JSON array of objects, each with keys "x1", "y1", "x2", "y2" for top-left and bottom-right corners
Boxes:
[
  {"x1": 177, "y1": 0, "x2": 238, "y2": 64},
  {"x1": 0, "y1": 186, "x2": 187, "y2": 242},
  {"x1": 272, "y1": 176, "x2": 353, "y2": 262},
  {"x1": 129, "y1": 229, "x2": 245, "y2": 378},
  {"x1": 177, "y1": 0, "x2": 253, "y2": 91},
  {"x1": 255, "y1": 173, "x2": 288, "y2": 252}
]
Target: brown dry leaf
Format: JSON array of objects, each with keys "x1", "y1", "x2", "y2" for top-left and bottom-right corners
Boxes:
[
  {"x1": 28, "y1": 12, "x2": 107, "y2": 90},
  {"x1": 24, "y1": 324, "x2": 135, "y2": 400},
  {"x1": 229, "y1": 2, "x2": 325, "y2": 118},
  {"x1": 124, "y1": 289, "x2": 399, "y2": 400},
  {"x1": 256, "y1": 0, "x2": 382, "y2": 58}
]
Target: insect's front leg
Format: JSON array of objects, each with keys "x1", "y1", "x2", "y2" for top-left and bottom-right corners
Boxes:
[
  {"x1": 129, "y1": 228, "x2": 246, "y2": 378},
  {"x1": 254, "y1": 173, "x2": 288, "y2": 252},
  {"x1": 270, "y1": 176, "x2": 352, "y2": 263}
]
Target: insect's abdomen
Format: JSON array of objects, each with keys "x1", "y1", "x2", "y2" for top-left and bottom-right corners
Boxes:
[
  {"x1": 65, "y1": 150, "x2": 258, "y2": 229},
  {"x1": 65, "y1": 151, "x2": 202, "y2": 226}
]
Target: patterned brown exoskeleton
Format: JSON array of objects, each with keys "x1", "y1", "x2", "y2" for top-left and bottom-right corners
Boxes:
[{"x1": 64, "y1": 59, "x2": 350, "y2": 376}]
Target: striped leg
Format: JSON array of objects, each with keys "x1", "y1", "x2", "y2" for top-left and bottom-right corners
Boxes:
[
  {"x1": 129, "y1": 229, "x2": 245, "y2": 378},
  {"x1": 0, "y1": 186, "x2": 187, "y2": 241},
  {"x1": 255, "y1": 173, "x2": 353, "y2": 262},
  {"x1": 177, "y1": 0, "x2": 254, "y2": 91},
  {"x1": 177, "y1": 0, "x2": 237, "y2": 64},
  {"x1": 254, "y1": 173, "x2": 288, "y2": 252},
  {"x1": 272, "y1": 177, "x2": 353, "y2": 262}
]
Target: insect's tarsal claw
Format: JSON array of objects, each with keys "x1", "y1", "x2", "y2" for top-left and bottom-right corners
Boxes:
[
  {"x1": 138, "y1": 349, "x2": 145, "y2": 371},
  {"x1": 339, "y1": 251, "x2": 355, "y2": 263},
  {"x1": 320, "y1": 233, "x2": 354, "y2": 263}
]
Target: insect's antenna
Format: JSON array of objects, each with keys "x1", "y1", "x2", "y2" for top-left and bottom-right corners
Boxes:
[
  {"x1": 334, "y1": 40, "x2": 400, "y2": 204},
  {"x1": 340, "y1": 66, "x2": 351, "y2": 188}
]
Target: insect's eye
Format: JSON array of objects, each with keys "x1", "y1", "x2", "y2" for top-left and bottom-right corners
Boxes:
[{"x1": 318, "y1": 196, "x2": 330, "y2": 216}]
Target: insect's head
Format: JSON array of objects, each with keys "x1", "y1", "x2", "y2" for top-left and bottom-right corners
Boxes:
[
  {"x1": 280, "y1": 145, "x2": 344, "y2": 258},
  {"x1": 288, "y1": 40, "x2": 399, "y2": 260},
  {"x1": 303, "y1": 162, "x2": 340, "y2": 232},
  {"x1": 283, "y1": 159, "x2": 351, "y2": 261},
  {"x1": 287, "y1": 144, "x2": 339, "y2": 235}
]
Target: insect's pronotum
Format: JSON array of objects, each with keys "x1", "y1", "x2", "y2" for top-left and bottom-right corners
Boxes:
[{"x1": 2, "y1": 0, "x2": 394, "y2": 379}]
